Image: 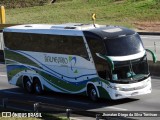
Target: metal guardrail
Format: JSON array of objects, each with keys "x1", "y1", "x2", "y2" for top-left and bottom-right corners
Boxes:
[
  {"x1": 1, "y1": 98, "x2": 98, "y2": 119},
  {"x1": 2, "y1": 98, "x2": 159, "y2": 119},
  {"x1": 138, "y1": 32, "x2": 160, "y2": 36},
  {"x1": 0, "y1": 24, "x2": 20, "y2": 30}
]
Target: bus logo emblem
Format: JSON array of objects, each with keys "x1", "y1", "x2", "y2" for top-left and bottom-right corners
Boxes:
[{"x1": 69, "y1": 56, "x2": 78, "y2": 74}]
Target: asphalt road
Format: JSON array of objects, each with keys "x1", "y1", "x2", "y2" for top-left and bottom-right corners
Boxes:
[
  {"x1": 141, "y1": 35, "x2": 160, "y2": 61},
  {"x1": 0, "y1": 64, "x2": 160, "y2": 120}
]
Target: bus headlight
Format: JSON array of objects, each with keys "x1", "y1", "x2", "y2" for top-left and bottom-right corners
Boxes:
[
  {"x1": 108, "y1": 84, "x2": 120, "y2": 90},
  {"x1": 115, "y1": 93, "x2": 122, "y2": 97}
]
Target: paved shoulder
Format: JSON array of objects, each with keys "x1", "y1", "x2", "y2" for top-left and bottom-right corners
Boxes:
[{"x1": 0, "y1": 63, "x2": 6, "y2": 72}]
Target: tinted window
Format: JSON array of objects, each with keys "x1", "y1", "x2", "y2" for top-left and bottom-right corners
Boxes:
[
  {"x1": 112, "y1": 55, "x2": 149, "y2": 81},
  {"x1": 3, "y1": 32, "x2": 89, "y2": 59},
  {"x1": 86, "y1": 36, "x2": 110, "y2": 79},
  {"x1": 104, "y1": 34, "x2": 144, "y2": 56}
]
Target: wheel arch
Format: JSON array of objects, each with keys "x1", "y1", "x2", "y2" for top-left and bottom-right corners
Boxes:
[
  {"x1": 22, "y1": 75, "x2": 44, "y2": 90},
  {"x1": 86, "y1": 82, "x2": 100, "y2": 98}
]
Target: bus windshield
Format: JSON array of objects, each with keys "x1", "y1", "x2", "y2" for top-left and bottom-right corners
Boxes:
[
  {"x1": 111, "y1": 55, "x2": 149, "y2": 83},
  {"x1": 104, "y1": 34, "x2": 144, "y2": 56}
]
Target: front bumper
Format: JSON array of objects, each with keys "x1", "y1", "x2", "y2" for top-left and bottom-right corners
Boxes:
[{"x1": 107, "y1": 77, "x2": 152, "y2": 100}]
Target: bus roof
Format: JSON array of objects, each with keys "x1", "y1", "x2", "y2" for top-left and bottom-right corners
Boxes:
[
  {"x1": 3, "y1": 23, "x2": 136, "y2": 38},
  {"x1": 3, "y1": 23, "x2": 99, "y2": 36},
  {"x1": 85, "y1": 25, "x2": 136, "y2": 39}
]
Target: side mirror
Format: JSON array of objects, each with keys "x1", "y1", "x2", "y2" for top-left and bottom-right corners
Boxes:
[{"x1": 146, "y1": 49, "x2": 157, "y2": 63}]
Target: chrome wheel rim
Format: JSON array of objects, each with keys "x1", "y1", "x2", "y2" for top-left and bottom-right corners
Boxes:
[
  {"x1": 35, "y1": 84, "x2": 41, "y2": 93},
  {"x1": 91, "y1": 89, "x2": 97, "y2": 100},
  {"x1": 26, "y1": 81, "x2": 32, "y2": 92}
]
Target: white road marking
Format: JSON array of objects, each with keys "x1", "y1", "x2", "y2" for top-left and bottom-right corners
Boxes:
[
  {"x1": 70, "y1": 117, "x2": 85, "y2": 120},
  {"x1": 141, "y1": 37, "x2": 148, "y2": 39},
  {"x1": 68, "y1": 100, "x2": 89, "y2": 105},
  {"x1": 152, "y1": 38, "x2": 160, "y2": 40},
  {"x1": 0, "y1": 74, "x2": 7, "y2": 77},
  {"x1": 36, "y1": 96, "x2": 55, "y2": 100},
  {"x1": 3, "y1": 91, "x2": 23, "y2": 95},
  {"x1": 104, "y1": 106, "x2": 127, "y2": 111},
  {"x1": 141, "y1": 36, "x2": 160, "y2": 40},
  {"x1": 145, "y1": 46, "x2": 154, "y2": 48}
]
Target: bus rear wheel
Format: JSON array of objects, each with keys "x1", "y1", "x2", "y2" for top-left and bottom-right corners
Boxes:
[
  {"x1": 24, "y1": 77, "x2": 33, "y2": 93},
  {"x1": 33, "y1": 79, "x2": 43, "y2": 95},
  {"x1": 88, "y1": 86, "x2": 98, "y2": 102}
]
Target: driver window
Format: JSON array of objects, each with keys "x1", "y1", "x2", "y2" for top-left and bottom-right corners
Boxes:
[{"x1": 86, "y1": 37, "x2": 110, "y2": 80}]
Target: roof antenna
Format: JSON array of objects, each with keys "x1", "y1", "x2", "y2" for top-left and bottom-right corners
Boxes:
[{"x1": 92, "y1": 13, "x2": 96, "y2": 28}]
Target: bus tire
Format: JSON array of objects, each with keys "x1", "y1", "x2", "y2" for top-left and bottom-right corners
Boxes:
[
  {"x1": 23, "y1": 77, "x2": 33, "y2": 93},
  {"x1": 88, "y1": 85, "x2": 98, "y2": 102},
  {"x1": 33, "y1": 79, "x2": 43, "y2": 95}
]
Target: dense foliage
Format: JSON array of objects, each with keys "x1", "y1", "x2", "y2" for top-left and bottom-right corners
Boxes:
[
  {"x1": 0, "y1": 0, "x2": 50, "y2": 8},
  {"x1": 0, "y1": 0, "x2": 159, "y2": 8}
]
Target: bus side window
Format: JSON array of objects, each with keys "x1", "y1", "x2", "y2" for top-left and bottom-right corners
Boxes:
[
  {"x1": 4, "y1": 32, "x2": 30, "y2": 50},
  {"x1": 86, "y1": 37, "x2": 110, "y2": 80},
  {"x1": 57, "y1": 36, "x2": 89, "y2": 60},
  {"x1": 71, "y1": 37, "x2": 89, "y2": 60},
  {"x1": 4, "y1": 33, "x2": 89, "y2": 60}
]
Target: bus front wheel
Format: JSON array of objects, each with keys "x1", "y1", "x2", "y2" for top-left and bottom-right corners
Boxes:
[{"x1": 88, "y1": 86, "x2": 98, "y2": 102}]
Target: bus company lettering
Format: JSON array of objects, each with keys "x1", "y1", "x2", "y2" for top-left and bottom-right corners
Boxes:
[{"x1": 44, "y1": 55, "x2": 68, "y2": 64}]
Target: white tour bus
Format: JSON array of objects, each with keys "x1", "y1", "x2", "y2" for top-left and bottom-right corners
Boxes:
[{"x1": 3, "y1": 23, "x2": 156, "y2": 101}]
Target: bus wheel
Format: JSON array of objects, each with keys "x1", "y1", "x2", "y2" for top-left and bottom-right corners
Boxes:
[
  {"x1": 24, "y1": 77, "x2": 33, "y2": 93},
  {"x1": 88, "y1": 86, "x2": 98, "y2": 102},
  {"x1": 33, "y1": 80, "x2": 43, "y2": 95}
]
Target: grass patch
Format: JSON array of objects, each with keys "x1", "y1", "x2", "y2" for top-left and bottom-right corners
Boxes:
[{"x1": 4, "y1": 0, "x2": 160, "y2": 28}]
